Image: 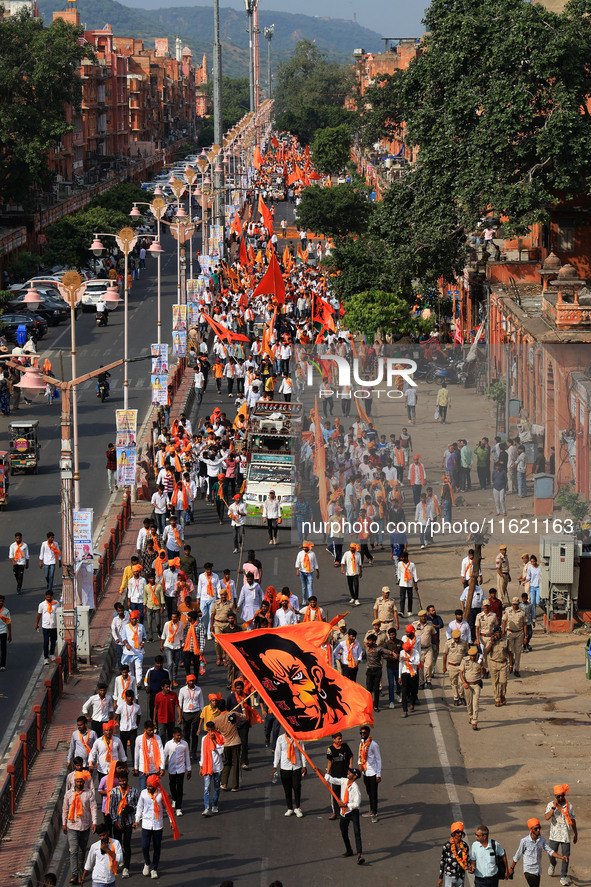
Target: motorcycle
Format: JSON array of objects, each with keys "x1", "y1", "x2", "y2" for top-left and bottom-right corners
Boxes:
[
  {"x1": 97, "y1": 380, "x2": 109, "y2": 402},
  {"x1": 96, "y1": 308, "x2": 108, "y2": 327}
]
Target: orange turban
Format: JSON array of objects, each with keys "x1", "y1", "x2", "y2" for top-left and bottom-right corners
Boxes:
[
  {"x1": 527, "y1": 818, "x2": 541, "y2": 830},
  {"x1": 451, "y1": 821, "x2": 464, "y2": 834},
  {"x1": 554, "y1": 784, "x2": 570, "y2": 795}
]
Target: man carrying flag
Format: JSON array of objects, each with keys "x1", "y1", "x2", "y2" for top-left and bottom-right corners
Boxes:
[{"x1": 324, "y1": 766, "x2": 366, "y2": 865}]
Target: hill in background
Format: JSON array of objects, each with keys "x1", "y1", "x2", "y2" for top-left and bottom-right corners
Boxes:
[{"x1": 39, "y1": 0, "x2": 383, "y2": 77}]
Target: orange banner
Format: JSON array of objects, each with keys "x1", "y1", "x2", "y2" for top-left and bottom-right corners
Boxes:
[{"x1": 215, "y1": 624, "x2": 373, "y2": 740}]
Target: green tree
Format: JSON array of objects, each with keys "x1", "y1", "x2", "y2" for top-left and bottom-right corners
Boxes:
[
  {"x1": 43, "y1": 206, "x2": 134, "y2": 268},
  {"x1": 90, "y1": 183, "x2": 151, "y2": 216},
  {"x1": 311, "y1": 124, "x2": 352, "y2": 174},
  {"x1": 556, "y1": 485, "x2": 590, "y2": 524},
  {"x1": 343, "y1": 289, "x2": 434, "y2": 339},
  {"x1": 7, "y1": 252, "x2": 41, "y2": 283},
  {"x1": 358, "y1": 0, "x2": 591, "y2": 288},
  {"x1": 297, "y1": 184, "x2": 373, "y2": 239},
  {"x1": 0, "y1": 8, "x2": 93, "y2": 209},
  {"x1": 274, "y1": 40, "x2": 356, "y2": 144}
]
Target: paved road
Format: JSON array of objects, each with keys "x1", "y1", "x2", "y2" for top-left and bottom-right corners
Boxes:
[
  {"x1": 0, "y1": 226, "x2": 186, "y2": 737},
  {"x1": 48, "y1": 370, "x2": 482, "y2": 887}
]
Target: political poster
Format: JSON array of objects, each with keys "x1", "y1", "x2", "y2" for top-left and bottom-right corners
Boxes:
[
  {"x1": 151, "y1": 373, "x2": 168, "y2": 405},
  {"x1": 115, "y1": 409, "x2": 137, "y2": 449},
  {"x1": 116, "y1": 447, "x2": 136, "y2": 486},
  {"x1": 73, "y1": 508, "x2": 93, "y2": 567},
  {"x1": 151, "y1": 343, "x2": 168, "y2": 375},
  {"x1": 172, "y1": 304, "x2": 187, "y2": 331}
]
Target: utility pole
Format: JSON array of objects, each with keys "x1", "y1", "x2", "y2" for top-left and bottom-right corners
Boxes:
[
  {"x1": 264, "y1": 24, "x2": 274, "y2": 100},
  {"x1": 245, "y1": 0, "x2": 257, "y2": 113}
]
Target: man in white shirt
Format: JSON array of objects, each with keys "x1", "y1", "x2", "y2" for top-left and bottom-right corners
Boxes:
[
  {"x1": 161, "y1": 562, "x2": 179, "y2": 622},
  {"x1": 160, "y1": 611, "x2": 184, "y2": 687},
  {"x1": 274, "y1": 595, "x2": 299, "y2": 627},
  {"x1": 358, "y1": 725, "x2": 381, "y2": 822},
  {"x1": 121, "y1": 610, "x2": 147, "y2": 684},
  {"x1": 199, "y1": 719, "x2": 225, "y2": 816},
  {"x1": 116, "y1": 688, "x2": 142, "y2": 760},
  {"x1": 135, "y1": 776, "x2": 169, "y2": 878},
  {"x1": 88, "y1": 721, "x2": 125, "y2": 779},
  {"x1": 67, "y1": 715, "x2": 97, "y2": 768},
  {"x1": 228, "y1": 494, "x2": 247, "y2": 554},
  {"x1": 113, "y1": 662, "x2": 136, "y2": 708},
  {"x1": 197, "y1": 564, "x2": 221, "y2": 640},
  {"x1": 325, "y1": 766, "x2": 365, "y2": 865},
  {"x1": 446, "y1": 608, "x2": 472, "y2": 643},
  {"x1": 111, "y1": 602, "x2": 129, "y2": 668},
  {"x1": 82, "y1": 682, "x2": 114, "y2": 737},
  {"x1": 397, "y1": 554, "x2": 419, "y2": 617},
  {"x1": 341, "y1": 543, "x2": 362, "y2": 606},
  {"x1": 9, "y1": 531, "x2": 29, "y2": 595},
  {"x1": 38, "y1": 531, "x2": 61, "y2": 592},
  {"x1": 134, "y1": 721, "x2": 165, "y2": 792},
  {"x1": 262, "y1": 489, "x2": 281, "y2": 545},
  {"x1": 150, "y1": 484, "x2": 168, "y2": 537},
  {"x1": 34, "y1": 589, "x2": 60, "y2": 663},
  {"x1": 178, "y1": 674, "x2": 204, "y2": 761},
  {"x1": 333, "y1": 629, "x2": 363, "y2": 682},
  {"x1": 162, "y1": 516, "x2": 183, "y2": 561},
  {"x1": 273, "y1": 732, "x2": 306, "y2": 818},
  {"x1": 237, "y1": 573, "x2": 264, "y2": 624},
  {"x1": 295, "y1": 541, "x2": 319, "y2": 603},
  {"x1": 404, "y1": 384, "x2": 417, "y2": 424},
  {"x1": 163, "y1": 725, "x2": 191, "y2": 816},
  {"x1": 82, "y1": 824, "x2": 122, "y2": 887}
]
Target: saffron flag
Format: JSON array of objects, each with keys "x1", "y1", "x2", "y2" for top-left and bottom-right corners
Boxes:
[
  {"x1": 231, "y1": 213, "x2": 242, "y2": 237},
  {"x1": 253, "y1": 145, "x2": 263, "y2": 169},
  {"x1": 251, "y1": 252, "x2": 286, "y2": 304},
  {"x1": 248, "y1": 244, "x2": 256, "y2": 266},
  {"x1": 239, "y1": 236, "x2": 248, "y2": 267},
  {"x1": 271, "y1": 135, "x2": 279, "y2": 149},
  {"x1": 215, "y1": 624, "x2": 374, "y2": 740},
  {"x1": 258, "y1": 195, "x2": 274, "y2": 235}
]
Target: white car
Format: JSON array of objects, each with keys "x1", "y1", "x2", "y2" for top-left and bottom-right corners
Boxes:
[{"x1": 81, "y1": 279, "x2": 119, "y2": 310}]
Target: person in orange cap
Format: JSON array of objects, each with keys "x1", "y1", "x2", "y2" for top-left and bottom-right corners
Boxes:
[
  {"x1": 509, "y1": 818, "x2": 567, "y2": 885},
  {"x1": 545, "y1": 784, "x2": 577, "y2": 885},
  {"x1": 438, "y1": 821, "x2": 473, "y2": 886},
  {"x1": 295, "y1": 541, "x2": 319, "y2": 603}
]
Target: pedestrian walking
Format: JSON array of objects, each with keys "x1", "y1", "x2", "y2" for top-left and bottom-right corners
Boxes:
[
  {"x1": 324, "y1": 766, "x2": 365, "y2": 865},
  {"x1": 333, "y1": 628, "x2": 362, "y2": 682},
  {"x1": 414, "y1": 609, "x2": 438, "y2": 689},
  {"x1": 200, "y1": 719, "x2": 225, "y2": 816},
  {"x1": 135, "y1": 775, "x2": 178, "y2": 879},
  {"x1": 34, "y1": 589, "x2": 60, "y2": 663},
  {"x1": 325, "y1": 733, "x2": 353, "y2": 820},
  {"x1": 0, "y1": 594, "x2": 11, "y2": 671},
  {"x1": 397, "y1": 553, "x2": 419, "y2": 617},
  {"x1": 39, "y1": 531, "x2": 61, "y2": 592},
  {"x1": 82, "y1": 682, "x2": 114, "y2": 737},
  {"x1": 273, "y1": 732, "x2": 306, "y2": 818},
  {"x1": 442, "y1": 629, "x2": 469, "y2": 706},
  {"x1": 470, "y1": 825, "x2": 508, "y2": 887},
  {"x1": 436, "y1": 381, "x2": 451, "y2": 423},
  {"x1": 399, "y1": 626, "x2": 420, "y2": 717},
  {"x1": 438, "y1": 821, "x2": 473, "y2": 887},
  {"x1": 502, "y1": 597, "x2": 527, "y2": 678},
  {"x1": 460, "y1": 646, "x2": 484, "y2": 730},
  {"x1": 295, "y1": 541, "x2": 319, "y2": 603},
  {"x1": 81, "y1": 823, "x2": 122, "y2": 887},
  {"x1": 9, "y1": 531, "x2": 29, "y2": 594},
  {"x1": 545, "y1": 784, "x2": 577, "y2": 886},
  {"x1": 163, "y1": 725, "x2": 191, "y2": 816},
  {"x1": 357, "y1": 725, "x2": 381, "y2": 822},
  {"x1": 106, "y1": 443, "x2": 117, "y2": 493},
  {"x1": 509, "y1": 818, "x2": 568, "y2": 886},
  {"x1": 341, "y1": 543, "x2": 362, "y2": 605},
  {"x1": 108, "y1": 766, "x2": 139, "y2": 879},
  {"x1": 495, "y1": 544, "x2": 511, "y2": 602},
  {"x1": 62, "y1": 773, "x2": 97, "y2": 885},
  {"x1": 485, "y1": 626, "x2": 512, "y2": 707}
]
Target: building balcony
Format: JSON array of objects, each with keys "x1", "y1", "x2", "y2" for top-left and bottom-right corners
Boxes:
[{"x1": 542, "y1": 290, "x2": 591, "y2": 330}]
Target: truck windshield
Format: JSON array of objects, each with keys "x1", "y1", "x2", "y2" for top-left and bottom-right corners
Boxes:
[{"x1": 248, "y1": 465, "x2": 296, "y2": 484}]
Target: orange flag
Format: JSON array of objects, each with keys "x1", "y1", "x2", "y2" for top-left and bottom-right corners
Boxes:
[
  {"x1": 231, "y1": 213, "x2": 242, "y2": 237},
  {"x1": 258, "y1": 195, "x2": 274, "y2": 235},
  {"x1": 240, "y1": 236, "x2": 248, "y2": 267},
  {"x1": 282, "y1": 245, "x2": 290, "y2": 267},
  {"x1": 253, "y1": 145, "x2": 263, "y2": 169},
  {"x1": 247, "y1": 243, "x2": 256, "y2": 266},
  {"x1": 255, "y1": 249, "x2": 263, "y2": 265},
  {"x1": 215, "y1": 623, "x2": 374, "y2": 740},
  {"x1": 251, "y1": 252, "x2": 286, "y2": 304}
]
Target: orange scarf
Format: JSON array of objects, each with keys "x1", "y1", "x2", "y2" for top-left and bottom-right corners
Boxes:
[
  {"x1": 358, "y1": 738, "x2": 371, "y2": 772},
  {"x1": 130, "y1": 624, "x2": 139, "y2": 649},
  {"x1": 206, "y1": 576, "x2": 215, "y2": 597},
  {"x1": 172, "y1": 527, "x2": 182, "y2": 548},
  {"x1": 341, "y1": 779, "x2": 354, "y2": 814},
  {"x1": 183, "y1": 624, "x2": 200, "y2": 654},
  {"x1": 142, "y1": 734, "x2": 161, "y2": 773},
  {"x1": 201, "y1": 731, "x2": 225, "y2": 775},
  {"x1": 401, "y1": 563, "x2": 412, "y2": 584},
  {"x1": 556, "y1": 802, "x2": 573, "y2": 828},
  {"x1": 402, "y1": 648, "x2": 416, "y2": 678},
  {"x1": 303, "y1": 606, "x2": 321, "y2": 622},
  {"x1": 49, "y1": 541, "x2": 61, "y2": 559},
  {"x1": 148, "y1": 583, "x2": 160, "y2": 608},
  {"x1": 172, "y1": 483, "x2": 189, "y2": 511},
  {"x1": 0, "y1": 609, "x2": 11, "y2": 625},
  {"x1": 421, "y1": 503, "x2": 427, "y2": 520},
  {"x1": 78, "y1": 730, "x2": 91, "y2": 757},
  {"x1": 155, "y1": 557, "x2": 166, "y2": 579},
  {"x1": 47, "y1": 599, "x2": 55, "y2": 614},
  {"x1": 217, "y1": 481, "x2": 225, "y2": 500},
  {"x1": 346, "y1": 638, "x2": 356, "y2": 668},
  {"x1": 117, "y1": 786, "x2": 130, "y2": 815},
  {"x1": 410, "y1": 462, "x2": 425, "y2": 485},
  {"x1": 465, "y1": 561, "x2": 473, "y2": 580},
  {"x1": 68, "y1": 790, "x2": 84, "y2": 821},
  {"x1": 394, "y1": 447, "x2": 404, "y2": 466},
  {"x1": 167, "y1": 621, "x2": 180, "y2": 645},
  {"x1": 302, "y1": 552, "x2": 311, "y2": 572},
  {"x1": 350, "y1": 551, "x2": 357, "y2": 575},
  {"x1": 103, "y1": 736, "x2": 113, "y2": 763},
  {"x1": 107, "y1": 839, "x2": 118, "y2": 875},
  {"x1": 13, "y1": 542, "x2": 25, "y2": 561},
  {"x1": 286, "y1": 736, "x2": 297, "y2": 765}
]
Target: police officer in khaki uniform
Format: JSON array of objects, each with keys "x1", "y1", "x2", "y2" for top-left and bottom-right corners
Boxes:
[
  {"x1": 442, "y1": 629, "x2": 469, "y2": 706},
  {"x1": 460, "y1": 645, "x2": 484, "y2": 730},
  {"x1": 502, "y1": 597, "x2": 527, "y2": 677},
  {"x1": 364, "y1": 619, "x2": 388, "y2": 647},
  {"x1": 211, "y1": 587, "x2": 237, "y2": 666},
  {"x1": 485, "y1": 626, "x2": 513, "y2": 706},
  {"x1": 475, "y1": 600, "x2": 497, "y2": 676},
  {"x1": 373, "y1": 586, "x2": 399, "y2": 632},
  {"x1": 495, "y1": 544, "x2": 511, "y2": 602},
  {"x1": 414, "y1": 609, "x2": 439, "y2": 690}
]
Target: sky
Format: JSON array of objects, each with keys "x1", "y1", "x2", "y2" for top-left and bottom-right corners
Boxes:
[{"x1": 118, "y1": 0, "x2": 429, "y2": 38}]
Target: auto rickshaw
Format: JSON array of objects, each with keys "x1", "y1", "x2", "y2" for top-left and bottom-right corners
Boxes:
[
  {"x1": 0, "y1": 451, "x2": 8, "y2": 508},
  {"x1": 9, "y1": 421, "x2": 40, "y2": 474}
]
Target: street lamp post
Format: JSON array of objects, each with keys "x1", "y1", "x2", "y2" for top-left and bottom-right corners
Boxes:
[
  {"x1": 264, "y1": 25, "x2": 274, "y2": 99},
  {"x1": 245, "y1": 0, "x2": 258, "y2": 113},
  {"x1": 14, "y1": 357, "x2": 123, "y2": 670},
  {"x1": 130, "y1": 198, "x2": 167, "y2": 344}
]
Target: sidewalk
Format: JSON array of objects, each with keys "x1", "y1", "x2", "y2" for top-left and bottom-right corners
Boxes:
[{"x1": 0, "y1": 365, "x2": 195, "y2": 887}]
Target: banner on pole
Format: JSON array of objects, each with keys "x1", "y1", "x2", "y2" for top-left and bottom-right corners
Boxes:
[
  {"x1": 73, "y1": 508, "x2": 93, "y2": 567},
  {"x1": 116, "y1": 447, "x2": 137, "y2": 486}
]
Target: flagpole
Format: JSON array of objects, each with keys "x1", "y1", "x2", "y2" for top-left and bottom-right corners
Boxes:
[{"x1": 286, "y1": 729, "x2": 343, "y2": 809}]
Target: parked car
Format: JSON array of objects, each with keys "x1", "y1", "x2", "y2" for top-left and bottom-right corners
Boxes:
[
  {"x1": 8, "y1": 292, "x2": 69, "y2": 325},
  {"x1": 0, "y1": 312, "x2": 48, "y2": 342}
]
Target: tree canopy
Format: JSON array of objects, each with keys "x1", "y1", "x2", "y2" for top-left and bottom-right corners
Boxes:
[
  {"x1": 0, "y1": 8, "x2": 93, "y2": 209},
  {"x1": 42, "y1": 206, "x2": 135, "y2": 268},
  {"x1": 297, "y1": 184, "x2": 373, "y2": 240},
  {"x1": 343, "y1": 289, "x2": 434, "y2": 339},
  {"x1": 311, "y1": 124, "x2": 352, "y2": 175},
  {"x1": 274, "y1": 40, "x2": 356, "y2": 144},
  {"x1": 361, "y1": 0, "x2": 591, "y2": 239}
]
